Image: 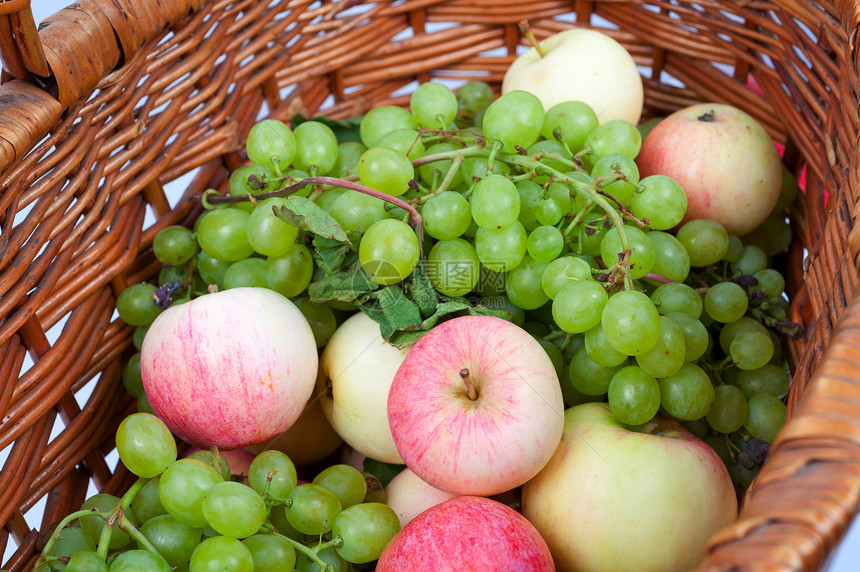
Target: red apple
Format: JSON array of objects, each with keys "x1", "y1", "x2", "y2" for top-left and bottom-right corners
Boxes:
[
  {"x1": 387, "y1": 315, "x2": 564, "y2": 496},
  {"x1": 522, "y1": 402, "x2": 738, "y2": 572},
  {"x1": 376, "y1": 496, "x2": 555, "y2": 571},
  {"x1": 636, "y1": 103, "x2": 781, "y2": 236},
  {"x1": 141, "y1": 287, "x2": 318, "y2": 450},
  {"x1": 384, "y1": 467, "x2": 459, "y2": 528}
]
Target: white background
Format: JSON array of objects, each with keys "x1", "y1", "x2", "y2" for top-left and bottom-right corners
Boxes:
[{"x1": 8, "y1": 2, "x2": 858, "y2": 570}]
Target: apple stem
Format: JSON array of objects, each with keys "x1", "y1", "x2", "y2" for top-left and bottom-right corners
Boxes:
[
  {"x1": 459, "y1": 368, "x2": 478, "y2": 400},
  {"x1": 518, "y1": 20, "x2": 546, "y2": 58}
]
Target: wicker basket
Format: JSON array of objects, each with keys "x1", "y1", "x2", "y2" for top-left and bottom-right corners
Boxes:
[{"x1": 1, "y1": 0, "x2": 859, "y2": 570}]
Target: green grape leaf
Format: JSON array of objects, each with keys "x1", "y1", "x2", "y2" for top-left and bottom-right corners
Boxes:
[
  {"x1": 469, "y1": 301, "x2": 521, "y2": 322},
  {"x1": 274, "y1": 196, "x2": 351, "y2": 244},
  {"x1": 312, "y1": 235, "x2": 355, "y2": 274},
  {"x1": 404, "y1": 261, "x2": 438, "y2": 318},
  {"x1": 290, "y1": 113, "x2": 363, "y2": 144},
  {"x1": 308, "y1": 259, "x2": 378, "y2": 303},
  {"x1": 361, "y1": 458, "x2": 405, "y2": 489},
  {"x1": 361, "y1": 286, "x2": 424, "y2": 341}
]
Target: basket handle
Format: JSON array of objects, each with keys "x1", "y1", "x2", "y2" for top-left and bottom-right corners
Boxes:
[{"x1": 0, "y1": 0, "x2": 49, "y2": 80}]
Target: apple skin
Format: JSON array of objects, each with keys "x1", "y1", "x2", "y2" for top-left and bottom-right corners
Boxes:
[
  {"x1": 387, "y1": 315, "x2": 564, "y2": 496},
  {"x1": 140, "y1": 287, "x2": 318, "y2": 450},
  {"x1": 384, "y1": 467, "x2": 459, "y2": 528},
  {"x1": 636, "y1": 103, "x2": 782, "y2": 237},
  {"x1": 522, "y1": 402, "x2": 738, "y2": 572},
  {"x1": 502, "y1": 28, "x2": 644, "y2": 125},
  {"x1": 376, "y1": 496, "x2": 555, "y2": 572},
  {"x1": 317, "y1": 312, "x2": 408, "y2": 465}
]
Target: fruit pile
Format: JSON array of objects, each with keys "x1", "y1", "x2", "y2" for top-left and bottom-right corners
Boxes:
[{"x1": 38, "y1": 27, "x2": 801, "y2": 572}]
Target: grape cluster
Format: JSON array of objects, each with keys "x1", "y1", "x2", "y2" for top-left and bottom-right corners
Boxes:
[
  {"x1": 36, "y1": 413, "x2": 398, "y2": 572},
  {"x1": 115, "y1": 80, "x2": 799, "y2": 498}
]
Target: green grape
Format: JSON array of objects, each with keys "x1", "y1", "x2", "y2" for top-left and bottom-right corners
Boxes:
[
  {"x1": 139, "y1": 514, "x2": 203, "y2": 570},
  {"x1": 131, "y1": 477, "x2": 167, "y2": 523},
  {"x1": 676, "y1": 219, "x2": 729, "y2": 267},
  {"x1": 80, "y1": 494, "x2": 137, "y2": 549},
  {"x1": 154, "y1": 226, "x2": 198, "y2": 266},
  {"x1": 745, "y1": 394, "x2": 787, "y2": 443},
  {"x1": 186, "y1": 449, "x2": 231, "y2": 482},
  {"x1": 333, "y1": 502, "x2": 401, "y2": 564},
  {"x1": 541, "y1": 101, "x2": 599, "y2": 153},
  {"x1": 552, "y1": 280, "x2": 608, "y2": 333},
  {"x1": 607, "y1": 365, "x2": 661, "y2": 426},
  {"x1": 331, "y1": 142, "x2": 366, "y2": 180},
  {"x1": 411, "y1": 82, "x2": 458, "y2": 128},
  {"x1": 267, "y1": 243, "x2": 314, "y2": 297},
  {"x1": 580, "y1": 210, "x2": 609, "y2": 257},
  {"x1": 730, "y1": 331, "x2": 774, "y2": 370},
  {"x1": 457, "y1": 81, "x2": 494, "y2": 118},
  {"x1": 723, "y1": 235, "x2": 744, "y2": 263},
  {"x1": 358, "y1": 147, "x2": 414, "y2": 197},
  {"x1": 46, "y1": 525, "x2": 95, "y2": 563},
  {"x1": 122, "y1": 353, "x2": 144, "y2": 398},
  {"x1": 268, "y1": 505, "x2": 302, "y2": 541},
  {"x1": 731, "y1": 244, "x2": 768, "y2": 276},
  {"x1": 507, "y1": 255, "x2": 550, "y2": 310},
  {"x1": 538, "y1": 338, "x2": 565, "y2": 379},
  {"x1": 527, "y1": 139, "x2": 572, "y2": 174},
  {"x1": 379, "y1": 128, "x2": 425, "y2": 161},
  {"x1": 158, "y1": 263, "x2": 189, "y2": 288},
  {"x1": 359, "y1": 219, "x2": 421, "y2": 285},
  {"x1": 292, "y1": 120, "x2": 338, "y2": 175},
  {"x1": 635, "y1": 316, "x2": 686, "y2": 378},
  {"x1": 736, "y1": 364, "x2": 790, "y2": 399},
  {"x1": 516, "y1": 180, "x2": 543, "y2": 231},
  {"x1": 482, "y1": 90, "x2": 545, "y2": 153},
  {"x1": 632, "y1": 175, "x2": 687, "y2": 230},
  {"x1": 116, "y1": 283, "x2": 162, "y2": 327},
  {"x1": 159, "y1": 458, "x2": 224, "y2": 528},
  {"x1": 248, "y1": 449, "x2": 298, "y2": 499},
  {"x1": 541, "y1": 255, "x2": 592, "y2": 299},
  {"x1": 599, "y1": 224, "x2": 655, "y2": 280},
  {"x1": 116, "y1": 413, "x2": 177, "y2": 478},
  {"x1": 315, "y1": 188, "x2": 344, "y2": 214},
  {"x1": 718, "y1": 316, "x2": 769, "y2": 355},
  {"x1": 67, "y1": 550, "x2": 107, "y2": 572},
  {"x1": 295, "y1": 546, "x2": 350, "y2": 572},
  {"x1": 470, "y1": 175, "x2": 520, "y2": 231},
  {"x1": 109, "y1": 550, "x2": 171, "y2": 572},
  {"x1": 583, "y1": 119, "x2": 642, "y2": 164},
  {"x1": 427, "y1": 238, "x2": 480, "y2": 296},
  {"x1": 664, "y1": 312, "x2": 709, "y2": 362},
  {"x1": 706, "y1": 384, "x2": 748, "y2": 433},
  {"x1": 285, "y1": 483, "x2": 343, "y2": 535},
  {"x1": 704, "y1": 282, "x2": 749, "y2": 323},
  {"x1": 584, "y1": 324, "x2": 628, "y2": 367},
  {"x1": 601, "y1": 290, "x2": 661, "y2": 355},
  {"x1": 460, "y1": 156, "x2": 509, "y2": 184},
  {"x1": 313, "y1": 464, "x2": 367, "y2": 510},
  {"x1": 590, "y1": 153, "x2": 639, "y2": 207},
  {"x1": 422, "y1": 191, "x2": 471, "y2": 240},
  {"x1": 189, "y1": 536, "x2": 254, "y2": 572},
  {"x1": 527, "y1": 225, "x2": 564, "y2": 263},
  {"x1": 359, "y1": 106, "x2": 419, "y2": 148},
  {"x1": 747, "y1": 212, "x2": 792, "y2": 256},
  {"x1": 534, "y1": 197, "x2": 563, "y2": 226},
  {"x1": 293, "y1": 297, "x2": 338, "y2": 347},
  {"x1": 753, "y1": 268, "x2": 785, "y2": 298},
  {"x1": 659, "y1": 363, "x2": 714, "y2": 421},
  {"x1": 328, "y1": 190, "x2": 387, "y2": 234},
  {"x1": 202, "y1": 481, "x2": 267, "y2": 538},
  {"x1": 246, "y1": 119, "x2": 297, "y2": 172},
  {"x1": 645, "y1": 231, "x2": 690, "y2": 283},
  {"x1": 242, "y1": 533, "x2": 297, "y2": 572},
  {"x1": 136, "y1": 393, "x2": 155, "y2": 416},
  {"x1": 568, "y1": 346, "x2": 627, "y2": 395},
  {"x1": 228, "y1": 163, "x2": 280, "y2": 213},
  {"x1": 196, "y1": 207, "x2": 254, "y2": 262},
  {"x1": 197, "y1": 251, "x2": 231, "y2": 289},
  {"x1": 223, "y1": 257, "x2": 268, "y2": 289},
  {"x1": 651, "y1": 282, "x2": 703, "y2": 318},
  {"x1": 418, "y1": 142, "x2": 464, "y2": 189},
  {"x1": 133, "y1": 325, "x2": 148, "y2": 351},
  {"x1": 247, "y1": 197, "x2": 299, "y2": 257},
  {"x1": 475, "y1": 221, "x2": 527, "y2": 272},
  {"x1": 475, "y1": 264, "x2": 507, "y2": 296},
  {"x1": 547, "y1": 182, "x2": 573, "y2": 216}
]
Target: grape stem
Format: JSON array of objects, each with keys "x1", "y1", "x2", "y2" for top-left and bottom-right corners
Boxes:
[
  {"x1": 36, "y1": 509, "x2": 99, "y2": 567},
  {"x1": 278, "y1": 533, "x2": 340, "y2": 571},
  {"x1": 205, "y1": 176, "x2": 425, "y2": 252},
  {"x1": 413, "y1": 152, "x2": 464, "y2": 204},
  {"x1": 643, "y1": 272, "x2": 676, "y2": 284}
]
